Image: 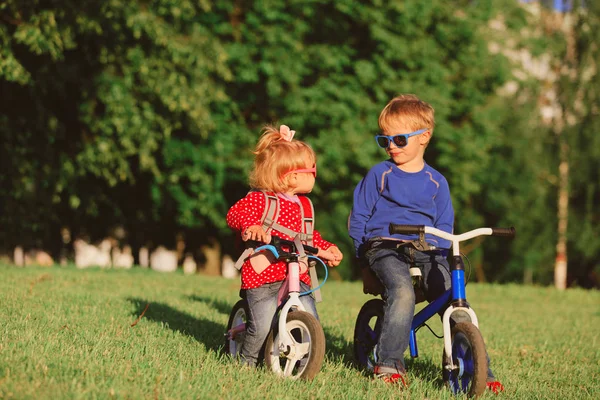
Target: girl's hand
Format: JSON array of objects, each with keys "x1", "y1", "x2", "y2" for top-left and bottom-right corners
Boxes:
[
  {"x1": 317, "y1": 246, "x2": 343, "y2": 267},
  {"x1": 242, "y1": 225, "x2": 271, "y2": 244}
]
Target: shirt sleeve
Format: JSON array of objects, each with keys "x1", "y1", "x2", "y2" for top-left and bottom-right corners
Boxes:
[
  {"x1": 348, "y1": 169, "x2": 381, "y2": 256},
  {"x1": 433, "y1": 177, "x2": 454, "y2": 249},
  {"x1": 226, "y1": 192, "x2": 265, "y2": 234},
  {"x1": 312, "y1": 230, "x2": 334, "y2": 251}
]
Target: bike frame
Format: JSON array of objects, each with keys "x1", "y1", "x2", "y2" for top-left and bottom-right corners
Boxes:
[
  {"x1": 273, "y1": 254, "x2": 306, "y2": 352},
  {"x1": 408, "y1": 228, "x2": 496, "y2": 367}
]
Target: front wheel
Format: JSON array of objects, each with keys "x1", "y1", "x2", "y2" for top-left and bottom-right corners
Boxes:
[
  {"x1": 442, "y1": 322, "x2": 488, "y2": 397},
  {"x1": 224, "y1": 299, "x2": 248, "y2": 357},
  {"x1": 264, "y1": 310, "x2": 325, "y2": 380},
  {"x1": 353, "y1": 299, "x2": 384, "y2": 371}
]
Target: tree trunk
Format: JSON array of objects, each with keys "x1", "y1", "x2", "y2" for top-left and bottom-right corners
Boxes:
[
  {"x1": 545, "y1": 12, "x2": 576, "y2": 290},
  {"x1": 554, "y1": 151, "x2": 569, "y2": 290},
  {"x1": 548, "y1": 10, "x2": 574, "y2": 291},
  {"x1": 200, "y1": 238, "x2": 222, "y2": 276}
]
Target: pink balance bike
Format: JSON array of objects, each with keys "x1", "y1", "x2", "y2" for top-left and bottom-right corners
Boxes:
[
  {"x1": 224, "y1": 235, "x2": 329, "y2": 380},
  {"x1": 354, "y1": 224, "x2": 515, "y2": 397}
]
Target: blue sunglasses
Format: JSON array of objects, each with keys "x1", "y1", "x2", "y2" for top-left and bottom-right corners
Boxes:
[{"x1": 374, "y1": 128, "x2": 428, "y2": 149}]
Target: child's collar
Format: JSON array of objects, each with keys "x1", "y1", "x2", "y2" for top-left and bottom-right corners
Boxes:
[{"x1": 277, "y1": 192, "x2": 301, "y2": 204}]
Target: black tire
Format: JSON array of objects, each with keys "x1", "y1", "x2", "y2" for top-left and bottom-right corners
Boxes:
[
  {"x1": 353, "y1": 299, "x2": 384, "y2": 371},
  {"x1": 224, "y1": 299, "x2": 249, "y2": 357},
  {"x1": 442, "y1": 322, "x2": 488, "y2": 398},
  {"x1": 264, "y1": 310, "x2": 325, "y2": 380}
]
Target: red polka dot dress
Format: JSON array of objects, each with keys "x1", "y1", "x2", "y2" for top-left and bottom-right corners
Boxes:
[{"x1": 226, "y1": 191, "x2": 335, "y2": 289}]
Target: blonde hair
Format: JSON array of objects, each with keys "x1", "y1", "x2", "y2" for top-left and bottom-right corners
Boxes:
[
  {"x1": 249, "y1": 125, "x2": 316, "y2": 192},
  {"x1": 378, "y1": 94, "x2": 435, "y2": 134}
]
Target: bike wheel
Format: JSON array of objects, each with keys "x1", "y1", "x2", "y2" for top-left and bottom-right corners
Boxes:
[
  {"x1": 224, "y1": 299, "x2": 249, "y2": 357},
  {"x1": 264, "y1": 310, "x2": 325, "y2": 380},
  {"x1": 442, "y1": 322, "x2": 488, "y2": 397},
  {"x1": 353, "y1": 298, "x2": 384, "y2": 371}
]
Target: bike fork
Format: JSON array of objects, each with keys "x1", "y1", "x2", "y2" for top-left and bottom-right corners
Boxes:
[
  {"x1": 277, "y1": 260, "x2": 305, "y2": 352},
  {"x1": 443, "y1": 254, "x2": 480, "y2": 370}
]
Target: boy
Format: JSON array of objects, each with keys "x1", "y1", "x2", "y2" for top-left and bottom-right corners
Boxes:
[{"x1": 348, "y1": 94, "x2": 503, "y2": 393}]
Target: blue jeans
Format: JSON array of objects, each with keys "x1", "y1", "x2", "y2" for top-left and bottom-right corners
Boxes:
[
  {"x1": 240, "y1": 281, "x2": 318, "y2": 366},
  {"x1": 365, "y1": 243, "x2": 496, "y2": 379}
]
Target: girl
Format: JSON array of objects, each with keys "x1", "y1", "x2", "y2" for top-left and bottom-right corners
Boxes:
[{"x1": 226, "y1": 124, "x2": 343, "y2": 366}]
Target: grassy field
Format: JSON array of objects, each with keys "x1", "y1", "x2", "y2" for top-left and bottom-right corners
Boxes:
[{"x1": 0, "y1": 264, "x2": 598, "y2": 400}]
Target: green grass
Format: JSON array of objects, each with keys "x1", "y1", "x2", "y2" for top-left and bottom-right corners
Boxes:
[{"x1": 1, "y1": 265, "x2": 598, "y2": 399}]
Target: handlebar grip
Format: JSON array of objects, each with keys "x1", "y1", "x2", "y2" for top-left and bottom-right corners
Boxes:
[
  {"x1": 244, "y1": 239, "x2": 262, "y2": 249},
  {"x1": 303, "y1": 244, "x2": 319, "y2": 255},
  {"x1": 270, "y1": 236, "x2": 319, "y2": 255},
  {"x1": 491, "y1": 227, "x2": 516, "y2": 237},
  {"x1": 389, "y1": 223, "x2": 425, "y2": 235}
]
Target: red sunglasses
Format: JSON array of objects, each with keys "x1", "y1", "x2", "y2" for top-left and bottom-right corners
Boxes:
[{"x1": 283, "y1": 164, "x2": 317, "y2": 178}]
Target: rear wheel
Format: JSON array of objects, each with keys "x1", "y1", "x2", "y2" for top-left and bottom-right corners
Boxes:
[
  {"x1": 442, "y1": 322, "x2": 488, "y2": 397},
  {"x1": 224, "y1": 299, "x2": 248, "y2": 357},
  {"x1": 353, "y1": 299, "x2": 384, "y2": 371},
  {"x1": 264, "y1": 310, "x2": 325, "y2": 380}
]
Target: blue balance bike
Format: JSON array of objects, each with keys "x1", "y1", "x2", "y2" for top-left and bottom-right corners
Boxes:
[{"x1": 354, "y1": 224, "x2": 515, "y2": 397}]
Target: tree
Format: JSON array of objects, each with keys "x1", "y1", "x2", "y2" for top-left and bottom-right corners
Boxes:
[
  {"x1": 0, "y1": 0, "x2": 232, "y2": 256},
  {"x1": 3, "y1": 0, "x2": 594, "y2": 286},
  {"x1": 561, "y1": 1, "x2": 600, "y2": 288},
  {"x1": 204, "y1": 0, "x2": 522, "y2": 278}
]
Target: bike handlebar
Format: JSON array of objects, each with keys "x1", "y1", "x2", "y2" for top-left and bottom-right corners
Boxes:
[{"x1": 389, "y1": 223, "x2": 516, "y2": 240}]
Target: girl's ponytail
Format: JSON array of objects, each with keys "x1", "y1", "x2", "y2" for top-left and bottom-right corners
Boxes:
[{"x1": 254, "y1": 125, "x2": 295, "y2": 155}]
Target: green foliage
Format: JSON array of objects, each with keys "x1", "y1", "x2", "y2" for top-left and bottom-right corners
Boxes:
[
  {"x1": 0, "y1": 0, "x2": 231, "y2": 247},
  {"x1": 1, "y1": 0, "x2": 598, "y2": 283},
  {"x1": 202, "y1": 0, "x2": 524, "y2": 278},
  {"x1": 562, "y1": 0, "x2": 600, "y2": 284}
]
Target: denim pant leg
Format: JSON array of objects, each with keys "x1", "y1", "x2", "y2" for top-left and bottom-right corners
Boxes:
[
  {"x1": 417, "y1": 251, "x2": 451, "y2": 303},
  {"x1": 366, "y1": 248, "x2": 415, "y2": 371},
  {"x1": 240, "y1": 282, "x2": 280, "y2": 366},
  {"x1": 299, "y1": 282, "x2": 319, "y2": 320},
  {"x1": 418, "y1": 251, "x2": 496, "y2": 380}
]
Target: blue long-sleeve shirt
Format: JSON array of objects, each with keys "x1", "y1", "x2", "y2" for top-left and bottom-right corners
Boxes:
[{"x1": 349, "y1": 160, "x2": 454, "y2": 255}]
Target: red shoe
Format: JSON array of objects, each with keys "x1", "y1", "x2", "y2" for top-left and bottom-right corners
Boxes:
[
  {"x1": 374, "y1": 366, "x2": 408, "y2": 387},
  {"x1": 487, "y1": 381, "x2": 504, "y2": 394}
]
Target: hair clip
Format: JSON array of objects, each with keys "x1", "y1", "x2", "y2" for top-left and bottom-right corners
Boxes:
[{"x1": 279, "y1": 125, "x2": 295, "y2": 142}]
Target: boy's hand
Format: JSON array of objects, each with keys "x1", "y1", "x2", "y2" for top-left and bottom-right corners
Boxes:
[
  {"x1": 242, "y1": 225, "x2": 271, "y2": 244},
  {"x1": 317, "y1": 246, "x2": 343, "y2": 267}
]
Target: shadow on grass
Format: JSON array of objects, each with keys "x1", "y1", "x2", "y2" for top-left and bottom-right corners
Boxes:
[
  {"x1": 128, "y1": 297, "x2": 225, "y2": 352},
  {"x1": 187, "y1": 294, "x2": 234, "y2": 316},
  {"x1": 323, "y1": 326, "x2": 355, "y2": 367},
  {"x1": 185, "y1": 294, "x2": 355, "y2": 364},
  {"x1": 329, "y1": 321, "x2": 444, "y2": 387},
  {"x1": 406, "y1": 357, "x2": 446, "y2": 388}
]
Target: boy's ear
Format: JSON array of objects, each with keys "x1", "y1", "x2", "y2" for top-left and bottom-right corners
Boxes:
[{"x1": 420, "y1": 130, "x2": 432, "y2": 145}]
